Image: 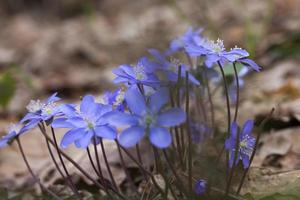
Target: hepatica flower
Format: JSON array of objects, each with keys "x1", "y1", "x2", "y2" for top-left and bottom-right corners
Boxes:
[
  {"x1": 106, "y1": 87, "x2": 186, "y2": 148},
  {"x1": 225, "y1": 120, "x2": 256, "y2": 169},
  {"x1": 52, "y1": 95, "x2": 117, "y2": 149},
  {"x1": 0, "y1": 124, "x2": 26, "y2": 148},
  {"x1": 185, "y1": 39, "x2": 249, "y2": 68},
  {"x1": 147, "y1": 49, "x2": 200, "y2": 85},
  {"x1": 20, "y1": 93, "x2": 68, "y2": 130},
  {"x1": 112, "y1": 57, "x2": 160, "y2": 87},
  {"x1": 104, "y1": 88, "x2": 127, "y2": 111},
  {"x1": 168, "y1": 27, "x2": 203, "y2": 54},
  {"x1": 194, "y1": 179, "x2": 207, "y2": 195}
]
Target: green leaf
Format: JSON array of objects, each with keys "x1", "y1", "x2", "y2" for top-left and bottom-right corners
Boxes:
[{"x1": 0, "y1": 72, "x2": 16, "y2": 108}]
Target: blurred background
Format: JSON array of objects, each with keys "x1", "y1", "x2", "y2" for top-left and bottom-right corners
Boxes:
[{"x1": 0, "y1": 0, "x2": 299, "y2": 196}]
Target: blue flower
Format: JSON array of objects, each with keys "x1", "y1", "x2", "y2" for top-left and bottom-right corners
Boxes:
[
  {"x1": 225, "y1": 120, "x2": 256, "y2": 169},
  {"x1": 0, "y1": 123, "x2": 27, "y2": 148},
  {"x1": 168, "y1": 27, "x2": 203, "y2": 54},
  {"x1": 185, "y1": 39, "x2": 249, "y2": 68},
  {"x1": 104, "y1": 88, "x2": 127, "y2": 111},
  {"x1": 52, "y1": 95, "x2": 117, "y2": 149},
  {"x1": 147, "y1": 49, "x2": 200, "y2": 85},
  {"x1": 112, "y1": 57, "x2": 160, "y2": 87},
  {"x1": 194, "y1": 179, "x2": 207, "y2": 195},
  {"x1": 190, "y1": 122, "x2": 211, "y2": 144},
  {"x1": 20, "y1": 93, "x2": 72, "y2": 131},
  {"x1": 106, "y1": 87, "x2": 186, "y2": 148}
]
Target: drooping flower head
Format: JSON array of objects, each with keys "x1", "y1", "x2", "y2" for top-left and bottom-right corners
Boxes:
[
  {"x1": 52, "y1": 95, "x2": 117, "y2": 149},
  {"x1": 225, "y1": 120, "x2": 256, "y2": 169},
  {"x1": 106, "y1": 87, "x2": 186, "y2": 148},
  {"x1": 112, "y1": 57, "x2": 160, "y2": 87},
  {"x1": 194, "y1": 179, "x2": 207, "y2": 195}
]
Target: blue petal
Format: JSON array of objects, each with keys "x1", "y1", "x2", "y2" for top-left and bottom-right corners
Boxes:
[
  {"x1": 20, "y1": 113, "x2": 40, "y2": 123},
  {"x1": 241, "y1": 120, "x2": 254, "y2": 138},
  {"x1": 149, "y1": 88, "x2": 169, "y2": 113},
  {"x1": 76, "y1": 130, "x2": 93, "y2": 149},
  {"x1": 242, "y1": 154, "x2": 250, "y2": 169},
  {"x1": 149, "y1": 127, "x2": 172, "y2": 148},
  {"x1": 67, "y1": 117, "x2": 87, "y2": 128},
  {"x1": 125, "y1": 87, "x2": 146, "y2": 115},
  {"x1": 23, "y1": 119, "x2": 40, "y2": 132},
  {"x1": 0, "y1": 139, "x2": 8, "y2": 149},
  {"x1": 46, "y1": 92, "x2": 60, "y2": 104},
  {"x1": 80, "y1": 95, "x2": 97, "y2": 116},
  {"x1": 60, "y1": 128, "x2": 86, "y2": 149},
  {"x1": 118, "y1": 126, "x2": 145, "y2": 148},
  {"x1": 51, "y1": 118, "x2": 75, "y2": 128},
  {"x1": 230, "y1": 122, "x2": 238, "y2": 139},
  {"x1": 94, "y1": 125, "x2": 117, "y2": 140},
  {"x1": 239, "y1": 58, "x2": 261, "y2": 72},
  {"x1": 157, "y1": 108, "x2": 186, "y2": 127},
  {"x1": 104, "y1": 111, "x2": 139, "y2": 126}
]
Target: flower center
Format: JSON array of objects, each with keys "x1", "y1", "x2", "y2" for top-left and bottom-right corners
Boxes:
[
  {"x1": 134, "y1": 63, "x2": 147, "y2": 81},
  {"x1": 239, "y1": 136, "x2": 254, "y2": 157},
  {"x1": 169, "y1": 58, "x2": 180, "y2": 73},
  {"x1": 144, "y1": 114, "x2": 153, "y2": 126},
  {"x1": 113, "y1": 90, "x2": 125, "y2": 107},
  {"x1": 43, "y1": 103, "x2": 57, "y2": 114},
  {"x1": 209, "y1": 39, "x2": 225, "y2": 53},
  {"x1": 26, "y1": 100, "x2": 44, "y2": 113}
]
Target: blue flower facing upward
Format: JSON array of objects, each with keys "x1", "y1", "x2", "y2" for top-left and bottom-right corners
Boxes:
[
  {"x1": 194, "y1": 179, "x2": 207, "y2": 195},
  {"x1": 0, "y1": 123, "x2": 27, "y2": 148},
  {"x1": 106, "y1": 87, "x2": 186, "y2": 148},
  {"x1": 112, "y1": 57, "x2": 160, "y2": 87},
  {"x1": 225, "y1": 120, "x2": 256, "y2": 169},
  {"x1": 52, "y1": 95, "x2": 117, "y2": 149}
]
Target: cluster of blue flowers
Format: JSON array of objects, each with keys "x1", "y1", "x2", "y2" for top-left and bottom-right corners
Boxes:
[{"x1": 0, "y1": 27, "x2": 260, "y2": 198}]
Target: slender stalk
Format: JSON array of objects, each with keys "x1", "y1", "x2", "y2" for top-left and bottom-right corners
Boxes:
[
  {"x1": 100, "y1": 139, "x2": 119, "y2": 192},
  {"x1": 50, "y1": 126, "x2": 79, "y2": 197},
  {"x1": 120, "y1": 146, "x2": 167, "y2": 197},
  {"x1": 218, "y1": 61, "x2": 232, "y2": 180},
  {"x1": 40, "y1": 129, "x2": 126, "y2": 199},
  {"x1": 236, "y1": 108, "x2": 275, "y2": 194},
  {"x1": 38, "y1": 124, "x2": 79, "y2": 198},
  {"x1": 185, "y1": 71, "x2": 193, "y2": 196},
  {"x1": 86, "y1": 148, "x2": 101, "y2": 177},
  {"x1": 16, "y1": 137, "x2": 61, "y2": 200},
  {"x1": 225, "y1": 127, "x2": 240, "y2": 197},
  {"x1": 224, "y1": 62, "x2": 241, "y2": 197},
  {"x1": 233, "y1": 62, "x2": 240, "y2": 122},
  {"x1": 177, "y1": 66, "x2": 186, "y2": 154},
  {"x1": 169, "y1": 87, "x2": 184, "y2": 168},
  {"x1": 115, "y1": 140, "x2": 137, "y2": 193},
  {"x1": 136, "y1": 144, "x2": 143, "y2": 166},
  {"x1": 203, "y1": 68, "x2": 215, "y2": 134},
  {"x1": 93, "y1": 138, "x2": 104, "y2": 181},
  {"x1": 162, "y1": 150, "x2": 188, "y2": 196}
]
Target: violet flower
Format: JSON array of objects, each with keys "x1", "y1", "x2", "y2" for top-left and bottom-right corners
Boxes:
[
  {"x1": 106, "y1": 87, "x2": 186, "y2": 148},
  {"x1": 225, "y1": 120, "x2": 256, "y2": 169}
]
